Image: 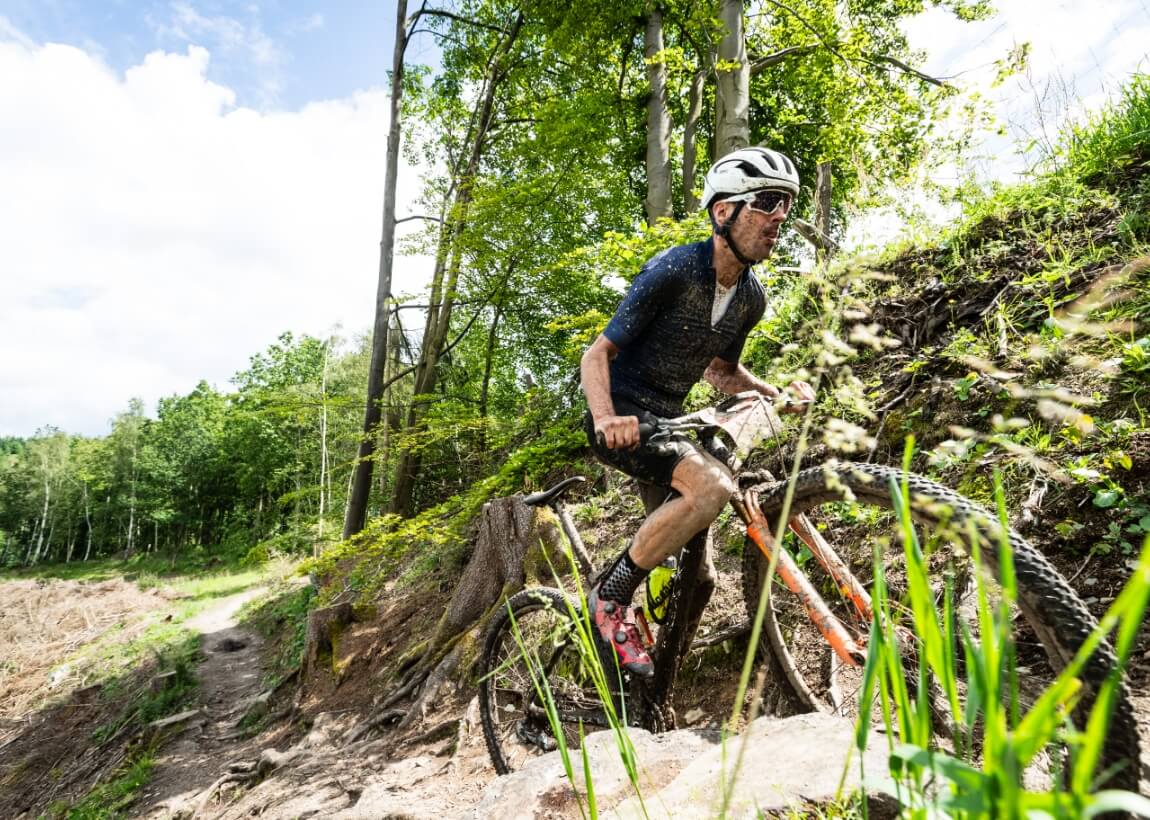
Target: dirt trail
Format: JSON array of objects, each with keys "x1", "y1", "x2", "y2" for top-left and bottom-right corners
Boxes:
[{"x1": 135, "y1": 585, "x2": 270, "y2": 819}]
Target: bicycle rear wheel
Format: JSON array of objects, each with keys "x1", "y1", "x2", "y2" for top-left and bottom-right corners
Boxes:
[
  {"x1": 479, "y1": 587, "x2": 612, "y2": 774},
  {"x1": 741, "y1": 461, "x2": 1142, "y2": 793}
]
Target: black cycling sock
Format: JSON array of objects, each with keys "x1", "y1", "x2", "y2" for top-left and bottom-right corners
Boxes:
[{"x1": 598, "y1": 550, "x2": 649, "y2": 604}]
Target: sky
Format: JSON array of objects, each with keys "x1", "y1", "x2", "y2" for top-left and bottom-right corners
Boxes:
[{"x1": 1, "y1": 1, "x2": 1149, "y2": 438}]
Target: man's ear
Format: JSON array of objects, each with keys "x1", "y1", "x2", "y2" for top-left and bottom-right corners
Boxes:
[{"x1": 711, "y1": 201, "x2": 730, "y2": 223}]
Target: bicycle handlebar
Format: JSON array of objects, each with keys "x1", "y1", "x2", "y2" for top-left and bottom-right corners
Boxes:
[{"x1": 594, "y1": 397, "x2": 813, "y2": 450}]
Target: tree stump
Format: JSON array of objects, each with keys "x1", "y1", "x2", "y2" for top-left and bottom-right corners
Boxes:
[
  {"x1": 361, "y1": 494, "x2": 569, "y2": 735},
  {"x1": 302, "y1": 602, "x2": 354, "y2": 679}
]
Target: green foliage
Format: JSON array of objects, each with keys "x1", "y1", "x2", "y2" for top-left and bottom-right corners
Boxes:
[
  {"x1": 0, "y1": 332, "x2": 361, "y2": 571},
  {"x1": 1061, "y1": 74, "x2": 1150, "y2": 188},
  {"x1": 312, "y1": 401, "x2": 588, "y2": 595},
  {"x1": 241, "y1": 582, "x2": 316, "y2": 683},
  {"x1": 1118, "y1": 336, "x2": 1150, "y2": 399}
]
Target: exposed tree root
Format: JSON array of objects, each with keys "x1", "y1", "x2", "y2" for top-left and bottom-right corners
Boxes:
[
  {"x1": 691, "y1": 619, "x2": 750, "y2": 649},
  {"x1": 346, "y1": 496, "x2": 570, "y2": 740}
]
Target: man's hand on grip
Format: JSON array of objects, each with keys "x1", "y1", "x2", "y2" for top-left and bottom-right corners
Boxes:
[{"x1": 594, "y1": 414, "x2": 640, "y2": 450}]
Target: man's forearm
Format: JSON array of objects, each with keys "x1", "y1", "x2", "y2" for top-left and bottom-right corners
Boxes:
[
  {"x1": 704, "y1": 362, "x2": 778, "y2": 397},
  {"x1": 580, "y1": 348, "x2": 617, "y2": 421}
]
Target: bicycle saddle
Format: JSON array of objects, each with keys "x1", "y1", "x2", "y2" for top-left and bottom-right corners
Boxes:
[{"x1": 522, "y1": 476, "x2": 586, "y2": 507}]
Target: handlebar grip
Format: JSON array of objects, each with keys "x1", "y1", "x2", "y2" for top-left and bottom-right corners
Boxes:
[{"x1": 596, "y1": 420, "x2": 659, "y2": 450}]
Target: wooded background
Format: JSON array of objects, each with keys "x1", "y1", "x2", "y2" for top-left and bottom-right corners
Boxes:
[{"x1": 0, "y1": 0, "x2": 993, "y2": 569}]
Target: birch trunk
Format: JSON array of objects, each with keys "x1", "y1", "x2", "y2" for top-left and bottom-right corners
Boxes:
[
  {"x1": 317, "y1": 338, "x2": 330, "y2": 555},
  {"x1": 31, "y1": 479, "x2": 50, "y2": 565},
  {"x1": 82, "y1": 482, "x2": 93, "y2": 561},
  {"x1": 714, "y1": 0, "x2": 749, "y2": 158},
  {"x1": 644, "y1": 4, "x2": 673, "y2": 223}
]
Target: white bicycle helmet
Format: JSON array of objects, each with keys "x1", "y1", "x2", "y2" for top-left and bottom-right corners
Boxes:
[{"x1": 701, "y1": 147, "x2": 800, "y2": 211}]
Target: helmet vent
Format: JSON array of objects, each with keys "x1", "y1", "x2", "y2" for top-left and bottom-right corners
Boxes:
[{"x1": 736, "y1": 160, "x2": 767, "y2": 177}]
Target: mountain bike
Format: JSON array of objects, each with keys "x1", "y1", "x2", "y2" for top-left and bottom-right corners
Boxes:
[{"x1": 477, "y1": 392, "x2": 1142, "y2": 794}]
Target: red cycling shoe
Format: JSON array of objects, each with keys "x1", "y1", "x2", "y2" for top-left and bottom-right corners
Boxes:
[{"x1": 586, "y1": 585, "x2": 654, "y2": 679}]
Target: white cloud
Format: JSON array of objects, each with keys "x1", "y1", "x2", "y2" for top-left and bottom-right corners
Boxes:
[
  {"x1": 0, "y1": 35, "x2": 432, "y2": 437},
  {"x1": 904, "y1": 0, "x2": 1150, "y2": 176},
  {"x1": 286, "y1": 13, "x2": 325, "y2": 35},
  {"x1": 148, "y1": 1, "x2": 286, "y2": 103}
]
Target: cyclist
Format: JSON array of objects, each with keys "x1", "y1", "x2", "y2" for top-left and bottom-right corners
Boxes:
[{"x1": 580, "y1": 146, "x2": 815, "y2": 678}]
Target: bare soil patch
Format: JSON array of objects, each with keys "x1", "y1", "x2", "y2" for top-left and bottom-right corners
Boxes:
[
  {"x1": 0, "y1": 577, "x2": 172, "y2": 724},
  {"x1": 0, "y1": 577, "x2": 181, "y2": 817}
]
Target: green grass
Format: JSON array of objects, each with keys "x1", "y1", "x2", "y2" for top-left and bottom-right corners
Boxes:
[
  {"x1": 56, "y1": 563, "x2": 282, "y2": 691},
  {"x1": 1062, "y1": 74, "x2": 1150, "y2": 188},
  {"x1": 91, "y1": 633, "x2": 200, "y2": 745},
  {"x1": 239, "y1": 580, "x2": 316, "y2": 684},
  {"x1": 47, "y1": 750, "x2": 157, "y2": 819},
  {"x1": 849, "y1": 454, "x2": 1150, "y2": 818},
  {"x1": 1, "y1": 551, "x2": 276, "y2": 590}
]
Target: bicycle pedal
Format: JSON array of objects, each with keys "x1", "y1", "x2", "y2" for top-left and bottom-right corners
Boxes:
[{"x1": 515, "y1": 720, "x2": 557, "y2": 752}]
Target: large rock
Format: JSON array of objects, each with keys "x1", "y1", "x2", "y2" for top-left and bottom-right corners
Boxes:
[
  {"x1": 474, "y1": 713, "x2": 895, "y2": 819},
  {"x1": 611, "y1": 712, "x2": 895, "y2": 818},
  {"x1": 474, "y1": 726, "x2": 720, "y2": 819}
]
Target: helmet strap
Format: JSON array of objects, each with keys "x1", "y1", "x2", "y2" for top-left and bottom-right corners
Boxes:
[{"x1": 716, "y1": 201, "x2": 757, "y2": 266}]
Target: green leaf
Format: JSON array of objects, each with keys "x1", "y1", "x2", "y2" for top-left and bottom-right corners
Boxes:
[
  {"x1": 1084, "y1": 790, "x2": 1150, "y2": 817},
  {"x1": 1093, "y1": 488, "x2": 1122, "y2": 508}
]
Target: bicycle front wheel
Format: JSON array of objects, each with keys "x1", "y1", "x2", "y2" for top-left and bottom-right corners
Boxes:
[
  {"x1": 478, "y1": 587, "x2": 612, "y2": 774},
  {"x1": 741, "y1": 461, "x2": 1142, "y2": 794}
]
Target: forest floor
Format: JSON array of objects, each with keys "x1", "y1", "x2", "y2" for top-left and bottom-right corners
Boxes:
[
  {"x1": 3, "y1": 525, "x2": 1147, "y2": 818},
  {"x1": 0, "y1": 546, "x2": 797, "y2": 818}
]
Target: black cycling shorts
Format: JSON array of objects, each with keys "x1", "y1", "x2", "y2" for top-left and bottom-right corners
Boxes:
[{"x1": 584, "y1": 396, "x2": 700, "y2": 488}]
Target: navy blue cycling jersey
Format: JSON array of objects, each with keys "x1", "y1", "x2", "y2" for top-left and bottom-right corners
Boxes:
[{"x1": 602, "y1": 237, "x2": 766, "y2": 418}]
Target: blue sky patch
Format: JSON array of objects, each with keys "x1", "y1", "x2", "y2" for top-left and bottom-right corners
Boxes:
[{"x1": 0, "y1": 0, "x2": 407, "y2": 109}]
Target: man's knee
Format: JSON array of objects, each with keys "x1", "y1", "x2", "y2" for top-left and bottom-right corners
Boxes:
[{"x1": 695, "y1": 464, "x2": 735, "y2": 516}]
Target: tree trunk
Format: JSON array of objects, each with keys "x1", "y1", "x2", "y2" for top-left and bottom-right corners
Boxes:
[
  {"x1": 683, "y1": 67, "x2": 707, "y2": 212},
  {"x1": 479, "y1": 303, "x2": 504, "y2": 424},
  {"x1": 377, "y1": 321, "x2": 404, "y2": 503},
  {"x1": 368, "y1": 495, "x2": 569, "y2": 731},
  {"x1": 343, "y1": 0, "x2": 410, "y2": 540},
  {"x1": 714, "y1": 0, "x2": 749, "y2": 158},
  {"x1": 301, "y1": 602, "x2": 355, "y2": 680},
  {"x1": 815, "y1": 161, "x2": 833, "y2": 265},
  {"x1": 31, "y1": 479, "x2": 50, "y2": 565},
  {"x1": 82, "y1": 482, "x2": 93, "y2": 561},
  {"x1": 644, "y1": 4, "x2": 673, "y2": 224},
  {"x1": 126, "y1": 436, "x2": 138, "y2": 558},
  {"x1": 477, "y1": 301, "x2": 505, "y2": 457},
  {"x1": 317, "y1": 338, "x2": 331, "y2": 556}
]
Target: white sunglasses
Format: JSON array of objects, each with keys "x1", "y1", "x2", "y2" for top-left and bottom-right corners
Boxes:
[{"x1": 725, "y1": 189, "x2": 794, "y2": 216}]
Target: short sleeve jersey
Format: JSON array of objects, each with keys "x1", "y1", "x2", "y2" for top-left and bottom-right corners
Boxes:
[{"x1": 602, "y1": 238, "x2": 766, "y2": 418}]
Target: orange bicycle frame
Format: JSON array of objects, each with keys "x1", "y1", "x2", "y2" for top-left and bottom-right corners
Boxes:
[{"x1": 737, "y1": 490, "x2": 870, "y2": 667}]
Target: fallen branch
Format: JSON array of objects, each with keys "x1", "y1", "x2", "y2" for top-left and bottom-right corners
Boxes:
[{"x1": 691, "y1": 620, "x2": 751, "y2": 650}]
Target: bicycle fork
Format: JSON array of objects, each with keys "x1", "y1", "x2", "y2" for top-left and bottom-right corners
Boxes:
[{"x1": 734, "y1": 491, "x2": 870, "y2": 668}]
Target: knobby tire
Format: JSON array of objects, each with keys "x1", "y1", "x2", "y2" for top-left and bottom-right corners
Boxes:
[{"x1": 741, "y1": 461, "x2": 1141, "y2": 794}]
